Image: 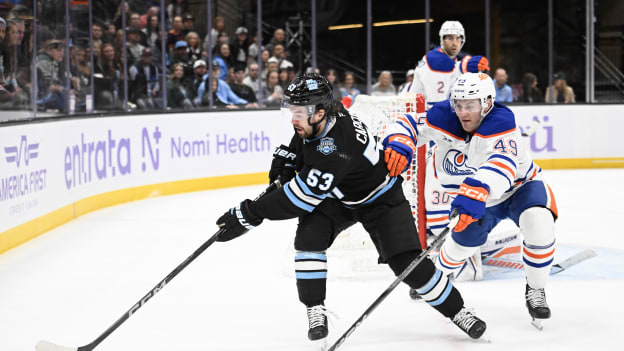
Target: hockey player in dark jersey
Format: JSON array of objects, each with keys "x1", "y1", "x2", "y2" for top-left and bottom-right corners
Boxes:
[{"x1": 215, "y1": 73, "x2": 487, "y2": 346}]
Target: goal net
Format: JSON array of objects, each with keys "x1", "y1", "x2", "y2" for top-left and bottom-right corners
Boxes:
[{"x1": 281, "y1": 94, "x2": 429, "y2": 279}]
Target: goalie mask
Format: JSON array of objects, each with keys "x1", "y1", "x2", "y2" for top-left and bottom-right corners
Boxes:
[
  {"x1": 439, "y1": 20, "x2": 465, "y2": 50},
  {"x1": 282, "y1": 73, "x2": 333, "y2": 135},
  {"x1": 450, "y1": 72, "x2": 496, "y2": 119}
]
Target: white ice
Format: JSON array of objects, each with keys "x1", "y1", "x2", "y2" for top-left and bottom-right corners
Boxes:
[{"x1": 1, "y1": 169, "x2": 623, "y2": 351}]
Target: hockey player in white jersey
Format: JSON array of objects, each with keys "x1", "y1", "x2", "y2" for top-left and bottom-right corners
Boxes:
[
  {"x1": 384, "y1": 72, "x2": 558, "y2": 328},
  {"x1": 402, "y1": 21, "x2": 490, "y2": 108}
]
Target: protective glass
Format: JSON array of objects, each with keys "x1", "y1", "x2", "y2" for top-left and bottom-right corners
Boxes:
[
  {"x1": 450, "y1": 99, "x2": 482, "y2": 113},
  {"x1": 281, "y1": 101, "x2": 315, "y2": 121}
]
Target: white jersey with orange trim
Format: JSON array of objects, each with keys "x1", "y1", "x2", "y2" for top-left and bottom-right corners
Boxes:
[
  {"x1": 389, "y1": 100, "x2": 542, "y2": 220},
  {"x1": 402, "y1": 47, "x2": 475, "y2": 109}
]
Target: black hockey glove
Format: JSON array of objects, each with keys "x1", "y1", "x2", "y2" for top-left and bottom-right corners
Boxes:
[
  {"x1": 269, "y1": 144, "x2": 297, "y2": 184},
  {"x1": 216, "y1": 199, "x2": 263, "y2": 242}
]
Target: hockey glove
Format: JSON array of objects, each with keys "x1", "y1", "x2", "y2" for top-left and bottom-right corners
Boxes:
[
  {"x1": 269, "y1": 144, "x2": 297, "y2": 184},
  {"x1": 216, "y1": 200, "x2": 263, "y2": 242},
  {"x1": 383, "y1": 134, "x2": 416, "y2": 177},
  {"x1": 466, "y1": 55, "x2": 490, "y2": 73},
  {"x1": 450, "y1": 178, "x2": 490, "y2": 232}
]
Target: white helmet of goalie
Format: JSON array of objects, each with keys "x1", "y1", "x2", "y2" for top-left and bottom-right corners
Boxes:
[
  {"x1": 439, "y1": 20, "x2": 465, "y2": 49},
  {"x1": 450, "y1": 72, "x2": 496, "y2": 117}
]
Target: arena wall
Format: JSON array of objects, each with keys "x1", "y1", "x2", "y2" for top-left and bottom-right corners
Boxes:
[{"x1": 1, "y1": 104, "x2": 623, "y2": 254}]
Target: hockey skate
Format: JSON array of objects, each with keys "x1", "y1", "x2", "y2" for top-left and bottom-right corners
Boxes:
[
  {"x1": 306, "y1": 304, "x2": 329, "y2": 349},
  {"x1": 451, "y1": 307, "x2": 487, "y2": 339},
  {"x1": 525, "y1": 283, "x2": 551, "y2": 331}
]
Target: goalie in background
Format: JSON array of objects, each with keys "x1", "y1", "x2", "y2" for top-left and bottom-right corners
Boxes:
[
  {"x1": 384, "y1": 72, "x2": 558, "y2": 328},
  {"x1": 215, "y1": 73, "x2": 488, "y2": 347},
  {"x1": 402, "y1": 20, "x2": 490, "y2": 109}
]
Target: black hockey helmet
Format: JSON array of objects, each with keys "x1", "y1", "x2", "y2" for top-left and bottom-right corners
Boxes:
[{"x1": 284, "y1": 73, "x2": 333, "y2": 111}]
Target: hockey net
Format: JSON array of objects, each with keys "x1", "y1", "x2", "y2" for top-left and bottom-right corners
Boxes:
[{"x1": 299, "y1": 94, "x2": 428, "y2": 279}]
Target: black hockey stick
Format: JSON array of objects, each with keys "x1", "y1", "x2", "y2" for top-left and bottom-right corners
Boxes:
[
  {"x1": 327, "y1": 209, "x2": 460, "y2": 351},
  {"x1": 36, "y1": 181, "x2": 282, "y2": 351}
]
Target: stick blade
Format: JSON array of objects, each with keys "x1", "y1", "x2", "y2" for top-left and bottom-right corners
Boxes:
[{"x1": 36, "y1": 340, "x2": 78, "y2": 351}]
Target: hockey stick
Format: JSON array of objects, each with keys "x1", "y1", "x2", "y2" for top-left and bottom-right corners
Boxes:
[
  {"x1": 521, "y1": 119, "x2": 541, "y2": 137},
  {"x1": 36, "y1": 181, "x2": 282, "y2": 351},
  {"x1": 483, "y1": 249, "x2": 597, "y2": 275},
  {"x1": 326, "y1": 209, "x2": 459, "y2": 351}
]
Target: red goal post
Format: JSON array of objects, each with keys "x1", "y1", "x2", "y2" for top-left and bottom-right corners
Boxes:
[{"x1": 347, "y1": 93, "x2": 428, "y2": 249}]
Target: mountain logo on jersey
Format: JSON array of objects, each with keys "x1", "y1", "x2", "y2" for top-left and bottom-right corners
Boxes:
[
  {"x1": 317, "y1": 137, "x2": 337, "y2": 155},
  {"x1": 442, "y1": 149, "x2": 476, "y2": 176}
]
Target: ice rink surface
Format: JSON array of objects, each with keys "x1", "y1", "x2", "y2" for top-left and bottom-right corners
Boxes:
[{"x1": 1, "y1": 169, "x2": 623, "y2": 351}]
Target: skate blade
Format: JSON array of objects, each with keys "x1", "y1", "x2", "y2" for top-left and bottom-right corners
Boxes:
[
  {"x1": 531, "y1": 318, "x2": 544, "y2": 331},
  {"x1": 312, "y1": 338, "x2": 327, "y2": 351}
]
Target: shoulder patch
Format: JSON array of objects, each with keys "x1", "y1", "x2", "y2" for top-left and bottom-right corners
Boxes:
[
  {"x1": 474, "y1": 102, "x2": 517, "y2": 138},
  {"x1": 426, "y1": 101, "x2": 464, "y2": 140},
  {"x1": 425, "y1": 48, "x2": 456, "y2": 73}
]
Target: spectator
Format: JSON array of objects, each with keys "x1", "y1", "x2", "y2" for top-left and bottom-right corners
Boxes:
[
  {"x1": 398, "y1": 69, "x2": 414, "y2": 93},
  {"x1": 113, "y1": 2, "x2": 130, "y2": 31},
  {"x1": 94, "y1": 42, "x2": 120, "y2": 110},
  {"x1": 261, "y1": 69, "x2": 283, "y2": 106},
  {"x1": 105, "y1": 23, "x2": 117, "y2": 43},
  {"x1": 247, "y1": 31, "x2": 263, "y2": 63},
  {"x1": 36, "y1": 39, "x2": 67, "y2": 112},
  {"x1": 211, "y1": 31, "x2": 230, "y2": 56},
  {"x1": 271, "y1": 44, "x2": 292, "y2": 70},
  {"x1": 167, "y1": 16, "x2": 184, "y2": 52},
  {"x1": 277, "y1": 67, "x2": 290, "y2": 91},
  {"x1": 92, "y1": 22, "x2": 104, "y2": 46},
  {"x1": 371, "y1": 70, "x2": 396, "y2": 96},
  {"x1": 181, "y1": 14, "x2": 195, "y2": 37},
  {"x1": 520, "y1": 72, "x2": 544, "y2": 103},
  {"x1": 545, "y1": 72, "x2": 575, "y2": 103},
  {"x1": 265, "y1": 28, "x2": 286, "y2": 55},
  {"x1": 128, "y1": 47, "x2": 162, "y2": 110},
  {"x1": 128, "y1": 12, "x2": 147, "y2": 45},
  {"x1": 213, "y1": 42, "x2": 233, "y2": 81},
  {"x1": 187, "y1": 59, "x2": 208, "y2": 105},
  {"x1": 167, "y1": 63, "x2": 194, "y2": 109},
  {"x1": 184, "y1": 31, "x2": 203, "y2": 62},
  {"x1": 260, "y1": 49, "x2": 271, "y2": 80},
  {"x1": 494, "y1": 68, "x2": 513, "y2": 103},
  {"x1": 199, "y1": 61, "x2": 247, "y2": 108},
  {"x1": 242, "y1": 61, "x2": 261, "y2": 95},
  {"x1": 325, "y1": 68, "x2": 342, "y2": 99},
  {"x1": 140, "y1": 7, "x2": 159, "y2": 30},
  {"x1": 171, "y1": 40, "x2": 194, "y2": 81},
  {"x1": 126, "y1": 26, "x2": 145, "y2": 65},
  {"x1": 167, "y1": 0, "x2": 188, "y2": 27},
  {"x1": 230, "y1": 65, "x2": 258, "y2": 108},
  {"x1": 142, "y1": 15, "x2": 160, "y2": 48},
  {"x1": 231, "y1": 26, "x2": 250, "y2": 67},
  {"x1": 204, "y1": 15, "x2": 225, "y2": 52},
  {"x1": 339, "y1": 71, "x2": 361, "y2": 100}
]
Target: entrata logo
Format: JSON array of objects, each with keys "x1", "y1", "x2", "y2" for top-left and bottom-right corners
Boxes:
[{"x1": 4, "y1": 135, "x2": 39, "y2": 167}]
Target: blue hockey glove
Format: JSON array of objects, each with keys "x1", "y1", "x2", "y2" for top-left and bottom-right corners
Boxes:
[
  {"x1": 216, "y1": 200, "x2": 263, "y2": 242},
  {"x1": 451, "y1": 177, "x2": 490, "y2": 232},
  {"x1": 383, "y1": 134, "x2": 416, "y2": 177},
  {"x1": 466, "y1": 55, "x2": 490, "y2": 73}
]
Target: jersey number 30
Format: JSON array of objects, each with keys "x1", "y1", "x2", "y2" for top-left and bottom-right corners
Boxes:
[{"x1": 307, "y1": 169, "x2": 334, "y2": 191}]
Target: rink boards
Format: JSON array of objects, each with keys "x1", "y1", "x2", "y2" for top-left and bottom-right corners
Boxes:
[{"x1": 1, "y1": 104, "x2": 623, "y2": 254}]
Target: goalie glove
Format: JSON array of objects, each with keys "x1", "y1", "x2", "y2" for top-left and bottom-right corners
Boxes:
[
  {"x1": 383, "y1": 134, "x2": 416, "y2": 177},
  {"x1": 269, "y1": 144, "x2": 297, "y2": 184},
  {"x1": 462, "y1": 55, "x2": 490, "y2": 73},
  {"x1": 216, "y1": 200, "x2": 263, "y2": 242},
  {"x1": 451, "y1": 178, "x2": 490, "y2": 232}
]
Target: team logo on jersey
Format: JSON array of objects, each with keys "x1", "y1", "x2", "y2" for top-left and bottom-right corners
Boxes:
[
  {"x1": 317, "y1": 137, "x2": 337, "y2": 155},
  {"x1": 442, "y1": 149, "x2": 476, "y2": 176}
]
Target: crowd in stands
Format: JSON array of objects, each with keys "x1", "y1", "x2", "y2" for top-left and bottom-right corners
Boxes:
[{"x1": 0, "y1": 1, "x2": 576, "y2": 115}]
